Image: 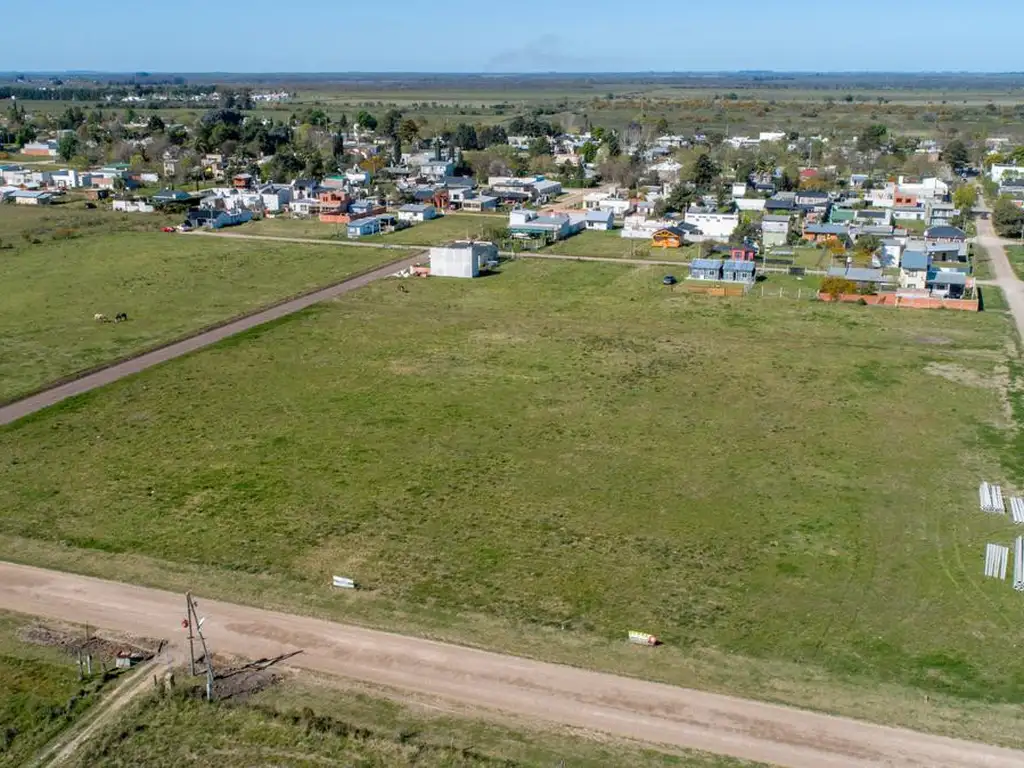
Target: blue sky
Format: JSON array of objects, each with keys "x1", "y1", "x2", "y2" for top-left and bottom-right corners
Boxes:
[{"x1": 0, "y1": 1, "x2": 1016, "y2": 72}]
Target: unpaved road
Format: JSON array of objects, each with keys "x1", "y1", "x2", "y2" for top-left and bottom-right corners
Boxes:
[
  {"x1": 1, "y1": 563, "x2": 1020, "y2": 768},
  {"x1": 0, "y1": 255, "x2": 418, "y2": 427},
  {"x1": 975, "y1": 215, "x2": 1024, "y2": 346}
]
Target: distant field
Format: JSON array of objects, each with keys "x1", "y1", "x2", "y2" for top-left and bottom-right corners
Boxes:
[
  {"x1": 0, "y1": 259, "x2": 1021, "y2": 744},
  {"x1": 68, "y1": 674, "x2": 749, "y2": 768},
  {"x1": 0, "y1": 225, "x2": 396, "y2": 400},
  {"x1": 243, "y1": 213, "x2": 504, "y2": 246},
  {"x1": 541, "y1": 230, "x2": 697, "y2": 261}
]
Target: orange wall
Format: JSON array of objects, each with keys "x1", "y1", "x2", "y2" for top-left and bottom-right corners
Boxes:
[{"x1": 818, "y1": 293, "x2": 978, "y2": 311}]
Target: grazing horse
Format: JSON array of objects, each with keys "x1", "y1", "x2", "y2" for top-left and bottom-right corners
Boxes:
[
  {"x1": 94, "y1": 313, "x2": 109, "y2": 323},
  {"x1": 114, "y1": 312, "x2": 128, "y2": 323}
]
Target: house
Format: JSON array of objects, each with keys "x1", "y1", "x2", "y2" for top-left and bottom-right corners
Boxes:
[
  {"x1": 583, "y1": 191, "x2": 612, "y2": 210},
  {"x1": 689, "y1": 258, "x2": 723, "y2": 280},
  {"x1": 509, "y1": 211, "x2": 580, "y2": 241},
  {"x1": 927, "y1": 201, "x2": 958, "y2": 225},
  {"x1": 49, "y1": 169, "x2": 80, "y2": 189},
  {"x1": 232, "y1": 173, "x2": 254, "y2": 189},
  {"x1": 112, "y1": 199, "x2": 155, "y2": 213},
  {"x1": 21, "y1": 140, "x2": 58, "y2": 158},
  {"x1": 683, "y1": 210, "x2": 738, "y2": 241},
  {"x1": 420, "y1": 159, "x2": 454, "y2": 180},
  {"x1": 761, "y1": 215, "x2": 790, "y2": 247},
  {"x1": 152, "y1": 189, "x2": 193, "y2": 205},
  {"x1": 924, "y1": 225, "x2": 967, "y2": 257},
  {"x1": 347, "y1": 217, "x2": 382, "y2": 238},
  {"x1": 927, "y1": 269, "x2": 967, "y2": 298},
  {"x1": 584, "y1": 209, "x2": 614, "y2": 231},
  {"x1": 764, "y1": 195, "x2": 796, "y2": 213},
  {"x1": 899, "y1": 250, "x2": 930, "y2": 290},
  {"x1": 880, "y1": 238, "x2": 903, "y2": 267},
  {"x1": 429, "y1": 241, "x2": 498, "y2": 278},
  {"x1": 827, "y1": 266, "x2": 884, "y2": 289},
  {"x1": 460, "y1": 193, "x2": 498, "y2": 212},
  {"x1": 803, "y1": 223, "x2": 851, "y2": 243},
  {"x1": 596, "y1": 197, "x2": 634, "y2": 216},
  {"x1": 892, "y1": 205, "x2": 925, "y2": 222},
  {"x1": 397, "y1": 203, "x2": 437, "y2": 223},
  {"x1": 795, "y1": 190, "x2": 830, "y2": 211},
  {"x1": 855, "y1": 209, "x2": 892, "y2": 226},
  {"x1": 12, "y1": 190, "x2": 53, "y2": 205},
  {"x1": 731, "y1": 182, "x2": 748, "y2": 199},
  {"x1": 652, "y1": 226, "x2": 689, "y2": 249},
  {"x1": 722, "y1": 260, "x2": 756, "y2": 283},
  {"x1": 927, "y1": 242, "x2": 967, "y2": 263},
  {"x1": 184, "y1": 208, "x2": 253, "y2": 229}
]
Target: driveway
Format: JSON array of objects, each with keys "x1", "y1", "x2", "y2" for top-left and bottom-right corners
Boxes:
[{"x1": 975, "y1": 215, "x2": 1024, "y2": 346}]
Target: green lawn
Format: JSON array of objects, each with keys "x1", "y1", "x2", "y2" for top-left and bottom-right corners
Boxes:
[
  {"x1": 972, "y1": 243, "x2": 994, "y2": 280},
  {"x1": 0, "y1": 611, "x2": 108, "y2": 767},
  {"x1": 980, "y1": 285, "x2": 1009, "y2": 311},
  {"x1": 69, "y1": 676, "x2": 751, "y2": 768},
  {"x1": 540, "y1": 230, "x2": 699, "y2": 261},
  {"x1": 1005, "y1": 244, "x2": 1024, "y2": 280},
  {"x1": 0, "y1": 230, "x2": 398, "y2": 400},
  {"x1": 243, "y1": 213, "x2": 505, "y2": 246},
  {"x1": 0, "y1": 260, "x2": 1021, "y2": 743}
]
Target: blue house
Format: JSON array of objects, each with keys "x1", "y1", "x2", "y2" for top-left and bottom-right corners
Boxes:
[
  {"x1": 689, "y1": 258, "x2": 723, "y2": 280},
  {"x1": 347, "y1": 217, "x2": 382, "y2": 238},
  {"x1": 722, "y1": 260, "x2": 756, "y2": 283}
]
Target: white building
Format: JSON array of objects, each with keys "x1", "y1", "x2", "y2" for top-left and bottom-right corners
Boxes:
[
  {"x1": 429, "y1": 241, "x2": 498, "y2": 278},
  {"x1": 49, "y1": 169, "x2": 81, "y2": 189},
  {"x1": 584, "y1": 209, "x2": 614, "y2": 230},
  {"x1": 731, "y1": 182, "x2": 748, "y2": 199},
  {"x1": 990, "y1": 164, "x2": 1024, "y2": 183},
  {"x1": 397, "y1": 203, "x2": 437, "y2": 222},
  {"x1": 113, "y1": 199, "x2": 155, "y2": 213},
  {"x1": 761, "y1": 215, "x2": 790, "y2": 247},
  {"x1": 683, "y1": 210, "x2": 738, "y2": 241},
  {"x1": 12, "y1": 190, "x2": 53, "y2": 205},
  {"x1": 759, "y1": 131, "x2": 786, "y2": 143}
]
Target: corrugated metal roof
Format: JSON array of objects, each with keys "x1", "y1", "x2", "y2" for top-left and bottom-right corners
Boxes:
[
  {"x1": 723, "y1": 260, "x2": 755, "y2": 272},
  {"x1": 901, "y1": 250, "x2": 929, "y2": 270},
  {"x1": 827, "y1": 266, "x2": 883, "y2": 282},
  {"x1": 929, "y1": 269, "x2": 967, "y2": 285},
  {"x1": 924, "y1": 225, "x2": 966, "y2": 239},
  {"x1": 691, "y1": 259, "x2": 723, "y2": 269}
]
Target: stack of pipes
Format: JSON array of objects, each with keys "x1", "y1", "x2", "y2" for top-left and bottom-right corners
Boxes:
[
  {"x1": 1015, "y1": 537, "x2": 1024, "y2": 591},
  {"x1": 984, "y1": 543, "x2": 1009, "y2": 579}
]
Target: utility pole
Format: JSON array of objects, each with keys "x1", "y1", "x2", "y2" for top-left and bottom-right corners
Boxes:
[
  {"x1": 187, "y1": 592, "x2": 214, "y2": 701},
  {"x1": 185, "y1": 592, "x2": 196, "y2": 677}
]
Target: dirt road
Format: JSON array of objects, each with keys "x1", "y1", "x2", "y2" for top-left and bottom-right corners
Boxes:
[
  {"x1": 975, "y1": 215, "x2": 1024, "y2": 346},
  {"x1": 0, "y1": 255, "x2": 418, "y2": 427},
  {"x1": 1, "y1": 563, "x2": 1019, "y2": 768}
]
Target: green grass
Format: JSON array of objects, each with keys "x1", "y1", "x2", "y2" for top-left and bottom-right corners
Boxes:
[
  {"x1": 1005, "y1": 245, "x2": 1024, "y2": 280},
  {"x1": 980, "y1": 285, "x2": 1009, "y2": 311},
  {"x1": 243, "y1": 213, "x2": 506, "y2": 246},
  {"x1": 0, "y1": 260, "x2": 1021, "y2": 742},
  {"x1": 972, "y1": 243, "x2": 994, "y2": 280},
  {"x1": 788, "y1": 246, "x2": 832, "y2": 270},
  {"x1": 0, "y1": 227, "x2": 399, "y2": 401},
  {"x1": 0, "y1": 611, "x2": 107, "y2": 767},
  {"x1": 541, "y1": 230, "x2": 699, "y2": 261},
  {"x1": 68, "y1": 676, "x2": 754, "y2": 768}
]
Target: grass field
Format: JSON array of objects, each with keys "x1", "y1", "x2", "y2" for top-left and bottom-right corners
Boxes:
[
  {"x1": 1005, "y1": 245, "x2": 1024, "y2": 280},
  {"x1": 541, "y1": 230, "x2": 698, "y2": 261},
  {"x1": 243, "y1": 213, "x2": 506, "y2": 246},
  {"x1": 0, "y1": 611, "x2": 108, "y2": 767},
  {"x1": 68, "y1": 675, "x2": 753, "y2": 768},
  {"x1": 972, "y1": 243, "x2": 994, "y2": 280},
  {"x1": 979, "y1": 285, "x2": 1009, "y2": 312},
  {"x1": 1, "y1": 259, "x2": 1022, "y2": 742},
  {"x1": 0, "y1": 228, "x2": 398, "y2": 401}
]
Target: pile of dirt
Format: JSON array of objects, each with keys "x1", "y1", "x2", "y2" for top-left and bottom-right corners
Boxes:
[{"x1": 19, "y1": 621, "x2": 161, "y2": 662}]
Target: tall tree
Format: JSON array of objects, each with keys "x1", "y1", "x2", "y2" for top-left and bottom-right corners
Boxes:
[
  {"x1": 691, "y1": 153, "x2": 721, "y2": 192},
  {"x1": 57, "y1": 134, "x2": 79, "y2": 162},
  {"x1": 993, "y1": 196, "x2": 1024, "y2": 238},
  {"x1": 355, "y1": 111, "x2": 377, "y2": 131},
  {"x1": 943, "y1": 139, "x2": 970, "y2": 173}
]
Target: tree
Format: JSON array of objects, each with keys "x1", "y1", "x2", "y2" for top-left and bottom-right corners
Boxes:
[
  {"x1": 943, "y1": 139, "x2": 970, "y2": 173},
  {"x1": 993, "y1": 196, "x2": 1024, "y2": 238},
  {"x1": 856, "y1": 124, "x2": 888, "y2": 153},
  {"x1": 14, "y1": 125, "x2": 37, "y2": 147},
  {"x1": 147, "y1": 114, "x2": 165, "y2": 133},
  {"x1": 332, "y1": 131, "x2": 346, "y2": 167},
  {"x1": 952, "y1": 185, "x2": 977, "y2": 213},
  {"x1": 855, "y1": 233, "x2": 882, "y2": 256},
  {"x1": 398, "y1": 119, "x2": 420, "y2": 145},
  {"x1": 528, "y1": 137, "x2": 551, "y2": 157},
  {"x1": 579, "y1": 141, "x2": 598, "y2": 164},
  {"x1": 691, "y1": 153, "x2": 721, "y2": 192},
  {"x1": 453, "y1": 123, "x2": 479, "y2": 151},
  {"x1": 57, "y1": 134, "x2": 79, "y2": 162},
  {"x1": 731, "y1": 216, "x2": 759, "y2": 243},
  {"x1": 111, "y1": 176, "x2": 127, "y2": 196},
  {"x1": 301, "y1": 108, "x2": 330, "y2": 127},
  {"x1": 820, "y1": 276, "x2": 857, "y2": 300},
  {"x1": 355, "y1": 111, "x2": 377, "y2": 131}
]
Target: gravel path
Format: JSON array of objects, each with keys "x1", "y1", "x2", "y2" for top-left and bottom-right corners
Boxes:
[{"x1": 1, "y1": 562, "x2": 1020, "y2": 768}]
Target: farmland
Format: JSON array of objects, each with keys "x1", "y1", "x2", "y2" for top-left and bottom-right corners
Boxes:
[
  {"x1": 0, "y1": 258, "x2": 1021, "y2": 743},
  {"x1": 0, "y1": 211, "x2": 399, "y2": 400},
  {"x1": 67, "y1": 674, "x2": 751, "y2": 768}
]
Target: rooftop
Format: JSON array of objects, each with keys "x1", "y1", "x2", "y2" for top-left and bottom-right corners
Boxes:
[{"x1": 828, "y1": 266, "x2": 884, "y2": 282}]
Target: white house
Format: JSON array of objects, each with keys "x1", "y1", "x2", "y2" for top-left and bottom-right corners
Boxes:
[
  {"x1": 12, "y1": 190, "x2": 53, "y2": 205},
  {"x1": 584, "y1": 209, "x2": 614, "y2": 231},
  {"x1": 583, "y1": 190, "x2": 611, "y2": 210},
  {"x1": 731, "y1": 182, "x2": 748, "y2": 199},
  {"x1": 49, "y1": 169, "x2": 81, "y2": 189},
  {"x1": 684, "y1": 210, "x2": 738, "y2": 242},
  {"x1": 899, "y1": 250, "x2": 930, "y2": 290},
  {"x1": 113, "y1": 199, "x2": 155, "y2": 213},
  {"x1": 397, "y1": 203, "x2": 437, "y2": 222},
  {"x1": 620, "y1": 214, "x2": 668, "y2": 240},
  {"x1": 759, "y1": 131, "x2": 786, "y2": 143},
  {"x1": 429, "y1": 241, "x2": 498, "y2": 278},
  {"x1": 597, "y1": 197, "x2": 633, "y2": 216}
]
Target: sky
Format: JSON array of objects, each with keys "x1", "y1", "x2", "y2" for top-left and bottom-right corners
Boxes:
[{"x1": 0, "y1": 1, "x2": 1017, "y2": 73}]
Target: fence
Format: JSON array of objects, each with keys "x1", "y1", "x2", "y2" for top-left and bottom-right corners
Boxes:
[
  {"x1": 685, "y1": 282, "x2": 749, "y2": 297},
  {"x1": 817, "y1": 293, "x2": 980, "y2": 311}
]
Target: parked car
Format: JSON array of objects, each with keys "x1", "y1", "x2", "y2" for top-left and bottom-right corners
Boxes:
[
  {"x1": 161, "y1": 226, "x2": 176, "y2": 233},
  {"x1": 662, "y1": 275, "x2": 677, "y2": 285}
]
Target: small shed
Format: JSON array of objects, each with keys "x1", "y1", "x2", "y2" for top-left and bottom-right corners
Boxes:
[
  {"x1": 347, "y1": 217, "x2": 381, "y2": 238},
  {"x1": 689, "y1": 258, "x2": 723, "y2": 280},
  {"x1": 584, "y1": 209, "x2": 614, "y2": 231},
  {"x1": 652, "y1": 226, "x2": 687, "y2": 248},
  {"x1": 397, "y1": 203, "x2": 437, "y2": 222}
]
